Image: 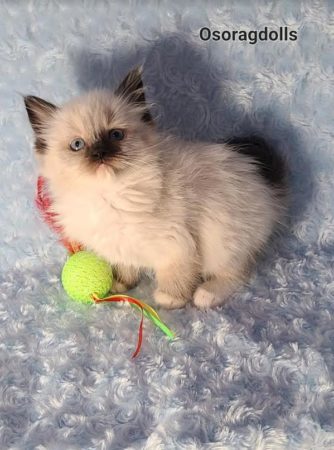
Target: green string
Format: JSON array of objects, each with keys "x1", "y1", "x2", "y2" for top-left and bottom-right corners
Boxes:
[{"x1": 130, "y1": 304, "x2": 175, "y2": 340}]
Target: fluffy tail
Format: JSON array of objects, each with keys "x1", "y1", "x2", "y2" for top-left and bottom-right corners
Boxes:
[{"x1": 226, "y1": 136, "x2": 287, "y2": 188}]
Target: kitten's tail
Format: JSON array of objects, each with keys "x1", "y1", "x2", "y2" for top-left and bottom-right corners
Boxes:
[
  {"x1": 225, "y1": 135, "x2": 289, "y2": 232},
  {"x1": 225, "y1": 135, "x2": 287, "y2": 189}
]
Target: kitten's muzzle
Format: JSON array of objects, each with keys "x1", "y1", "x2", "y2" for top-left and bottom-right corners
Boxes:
[{"x1": 90, "y1": 139, "x2": 120, "y2": 162}]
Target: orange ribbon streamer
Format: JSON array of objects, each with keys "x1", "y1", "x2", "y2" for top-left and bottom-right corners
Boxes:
[{"x1": 92, "y1": 294, "x2": 147, "y2": 358}]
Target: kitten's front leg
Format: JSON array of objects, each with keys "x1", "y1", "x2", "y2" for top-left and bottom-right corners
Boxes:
[
  {"x1": 112, "y1": 264, "x2": 141, "y2": 293},
  {"x1": 154, "y1": 260, "x2": 199, "y2": 309}
]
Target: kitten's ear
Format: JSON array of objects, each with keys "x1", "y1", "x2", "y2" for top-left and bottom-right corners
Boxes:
[
  {"x1": 24, "y1": 96, "x2": 57, "y2": 153},
  {"x1": 24, "y1": 95, "x2": 57, "y2": 135},
  {"x1": 115, "y1": 66, "x2": 152, "y2": 123}
]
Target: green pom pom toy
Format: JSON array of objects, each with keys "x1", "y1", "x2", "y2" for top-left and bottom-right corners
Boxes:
[
  {"x1": 61, "y1": 251, "x2": 113, "y2": 303},
  {"x1": 60, "y1": 250, "x2": 174, "y2": 357}
]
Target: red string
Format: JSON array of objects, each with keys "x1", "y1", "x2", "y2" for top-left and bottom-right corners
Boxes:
[
  {"x1": 92, "y1": 294, "x2": 144, "y2": 358},
  {"x1": 36, "y1": 176, "x2": 144, "y2": 358},
  {"x1": 35, "y1": 176, "x2": 83, "y2": 254}
]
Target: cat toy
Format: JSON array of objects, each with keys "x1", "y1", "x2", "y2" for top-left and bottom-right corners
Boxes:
[{"x1": 36, "y1": 176, "x2": 174, "y2": 358}]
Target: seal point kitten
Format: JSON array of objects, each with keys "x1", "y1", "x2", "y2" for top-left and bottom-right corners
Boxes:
[{"x1": 25, "y1": 66, "x2": 287, "y2": 309}]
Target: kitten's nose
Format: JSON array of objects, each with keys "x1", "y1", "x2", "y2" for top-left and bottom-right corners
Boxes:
[
  {"x1": 90, "y1": 135, "x2": 120, "y2": 162},
  {"x1": 91, "y1": 144, "x2": 107, "y2": 161},
  {"x1": 92, "y1": 149, "x2": 106, "y2": 159}
]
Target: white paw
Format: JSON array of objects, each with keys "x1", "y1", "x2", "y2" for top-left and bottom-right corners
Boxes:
[
  {"x1": 154, "y1": 290, "x2": 188, "y2": 310},
  {"x1": 193, "y1": 287, "x2": 217, "y2": 310},
  {"x1": 111, "y1": 279, "x2": 128, "y2": 293}
]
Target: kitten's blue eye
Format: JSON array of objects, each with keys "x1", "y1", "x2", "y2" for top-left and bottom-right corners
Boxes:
[
  {"x1": 108, "y1": 129, "x2": 124, "y2": 141},
  {"x1": 70, "y1": 138, "x2": 85, "y2": 151}
]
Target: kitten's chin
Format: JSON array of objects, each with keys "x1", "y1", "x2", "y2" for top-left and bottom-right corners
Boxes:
[{"x1": 94, "y1": 163, "x2": 114, "y2": 180}]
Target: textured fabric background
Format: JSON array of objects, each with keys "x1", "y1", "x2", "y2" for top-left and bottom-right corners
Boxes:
[{"x1": 1, "y1": 1, "x2": 334, "y2": 449}]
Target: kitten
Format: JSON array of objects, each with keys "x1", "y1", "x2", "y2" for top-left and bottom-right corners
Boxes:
[{"x1": 25, "y1": 67, "x2": 286, "y2": 309}]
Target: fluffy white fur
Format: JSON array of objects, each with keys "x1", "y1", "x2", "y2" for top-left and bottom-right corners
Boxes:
[{"x1": 25, "y1": 70, "x2": 285, "y2": 309}]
